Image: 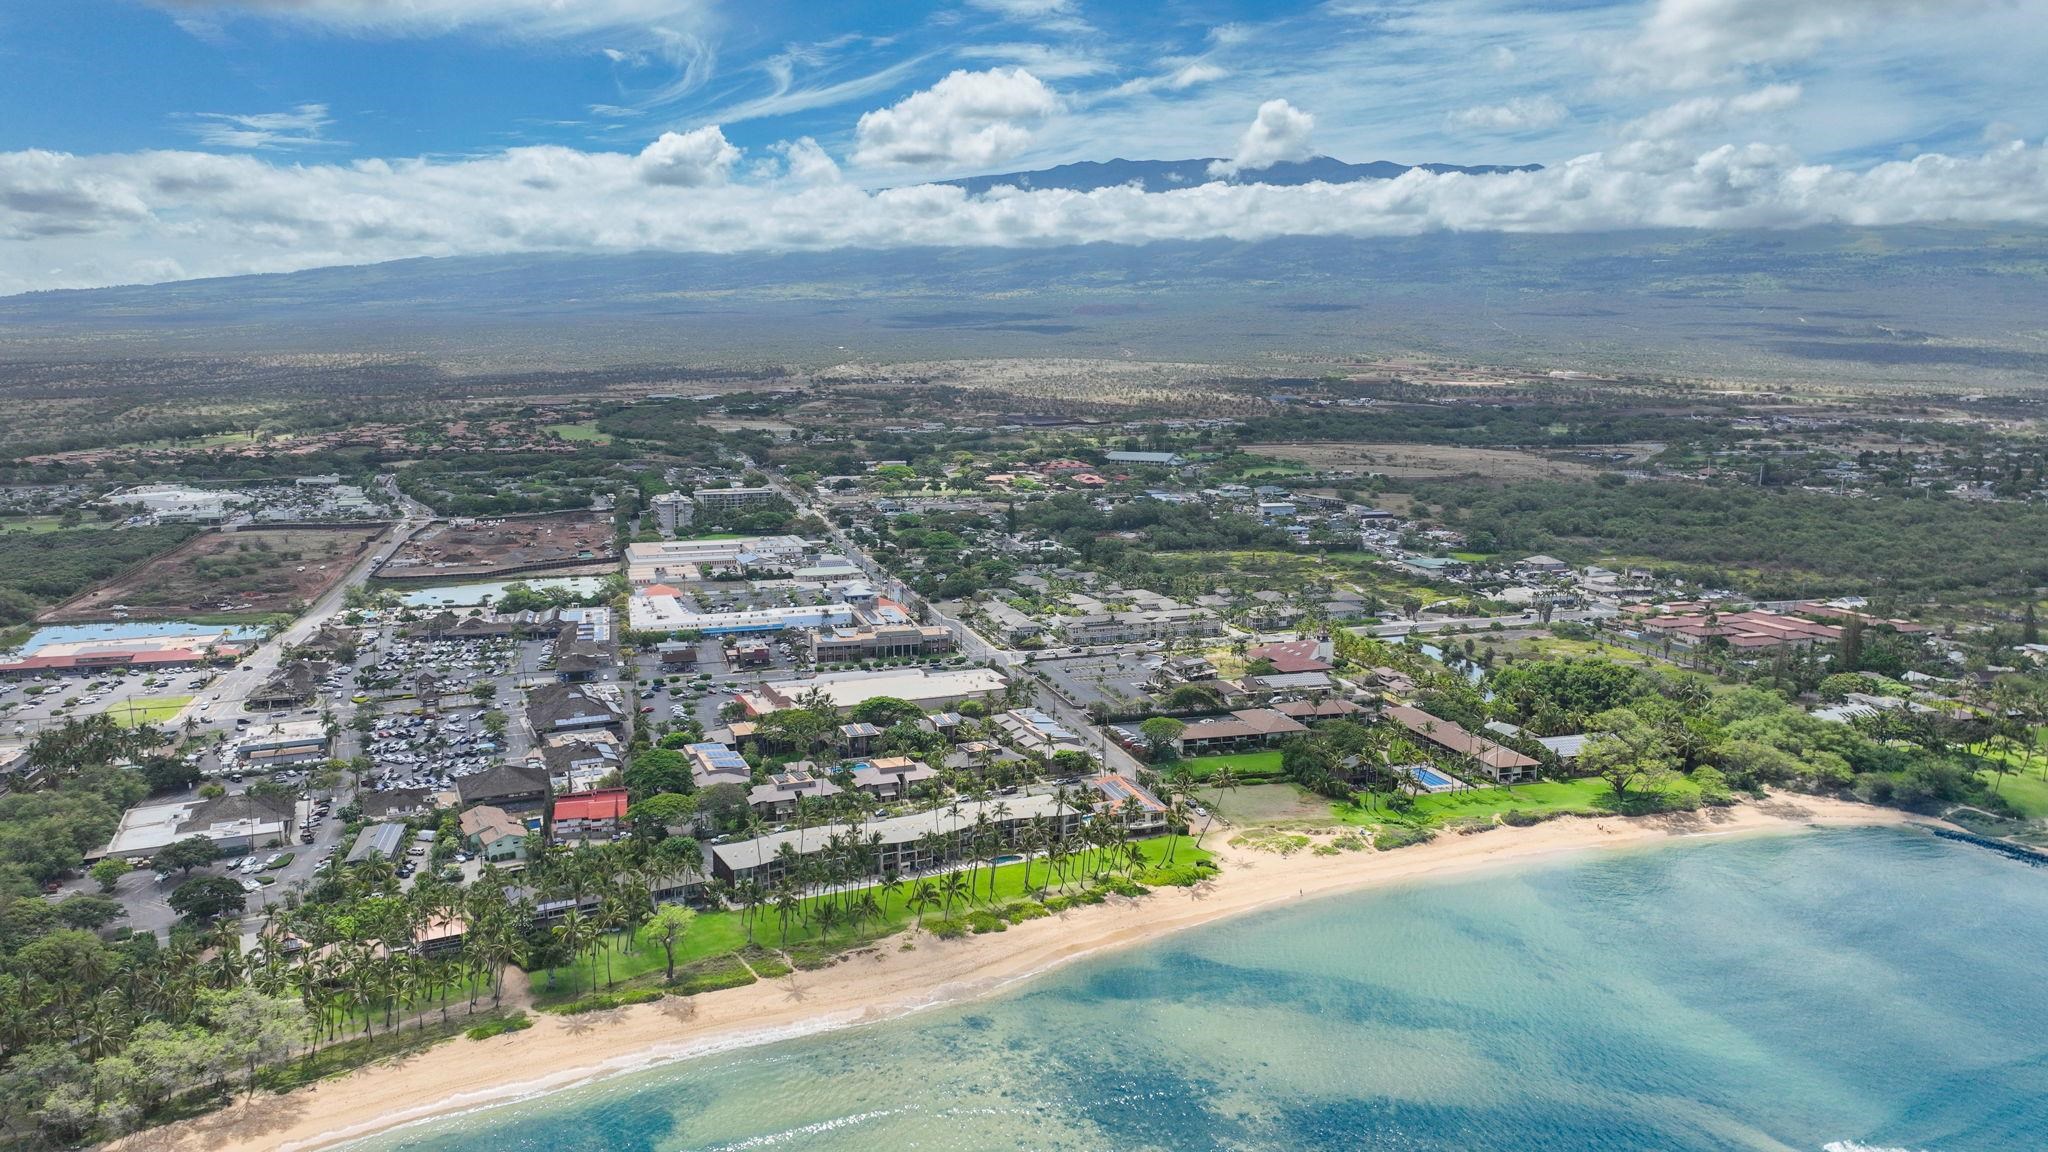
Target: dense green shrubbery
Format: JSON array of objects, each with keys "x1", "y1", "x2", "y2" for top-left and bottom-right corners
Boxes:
[
  {"x1": 546, "y1": 988, "x2": 666, "y2": 1015},
  {"x1": 1374, "y1": 826, "x2": 1438, "y2": 850},
  {"x1": 465, "y1": 1011, "x2": 533, "y2": 1040}
]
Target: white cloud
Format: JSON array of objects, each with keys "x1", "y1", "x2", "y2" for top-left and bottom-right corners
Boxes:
[
  {"x1": 183, "y1": 103, "x2": 334, "y2": 149},
  {"x1": 5, "y1": 136, "x2": 2048, "y2": 294},
  {"x1": 963, "y1": 0, "x2": 1091, "y2": 34},
  {"x1": 153, "y1": 0, "x2": 710, "y2": 38},
  {"x1": 1613, "y1": 0, "x2": 1992, "y2": 88},
  {"x1": 160, "y1": 1, "x2": 719, "y2": 116},
  {"x1": 1625, "y1": 83, "x2": 1801, "y2": 140},
  {"x1": 1608, "y1": 84, "x2": 1804, "y2": 172},
  {"x1": 1209, "y1": 99, "x2": 1315, "y2": 177},
  {"x1": 772, "y1": 137, "x2": 841, "y2": 184},
  {"x1": 1446, "y1": 96, "x2": 1568, "y2": 134},
  {"x1": 955, "y1": 43, "x2": 1113, "y2": 80},
  {"x1": 851, "y1": 68, "x2": 1059, "y2": 170},
  {"x1": 636, "y1": 126, "x2": 740, "y2": 186},
  {"x1": 1108, "y1": 61, "x2": 1228, "y2": 99}
]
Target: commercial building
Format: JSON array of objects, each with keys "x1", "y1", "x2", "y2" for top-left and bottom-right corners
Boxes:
[
  {"x1": 628, "y1": 594, "x2": 857, "y2": 635},
  {"x1": 740, "y1": 667, "x2": 1007, "y2": 715},
  {"x1": 237, "y1": 722, "x2": 332, "y2": 770},
  {"x1": 625, "y1": 536, "x2": 811, "y2": 585},
  {"x1": 1102, "y1": 451, "x2": 1186, "y2": 466},
  {"x1": 96, "y1": 793, "x2": 295, "y2": 860},
  {"x1": 525, "y1": 682, "x2": 626, "y2": 733},
  {"x1": 809, "y1": 622, "x2": 955, "y2": 663},
  {"x1": 458, "y1": 759, "x2": 552, "y2": 813},
  {"x1": 345, "y1": 822, "x2": 406, "y2": 865}
]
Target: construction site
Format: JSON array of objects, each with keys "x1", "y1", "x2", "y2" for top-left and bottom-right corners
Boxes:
[{"x1": 373, "y1": 511, "x2": 617, "y2": 582}]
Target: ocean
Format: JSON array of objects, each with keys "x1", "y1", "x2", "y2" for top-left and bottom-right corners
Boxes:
[{"x1": 354, "y1": 827, "x2": 2048, "y2": 1152}]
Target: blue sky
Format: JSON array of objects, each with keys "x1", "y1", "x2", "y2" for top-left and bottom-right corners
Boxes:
[
  {"x1": 1, "y1": 0, "x2": 2045, "y2": 292},
  {"x1": 9, "y1": 0, "x2": 2040, "y2": 168}
]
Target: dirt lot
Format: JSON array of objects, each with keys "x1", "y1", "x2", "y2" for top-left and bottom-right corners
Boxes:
[
  {"x1": 45, "y1": 526, "x2": 381, "y2": 621},
  {"x1": 1242, "y1": 442, "x2": 1606, "y2": 481},
  {"x1": 376, "y1": 510, "x2": 615, "y2": 580}
]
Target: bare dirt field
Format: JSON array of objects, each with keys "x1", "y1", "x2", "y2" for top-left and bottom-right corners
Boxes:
[
  {"x1": 1243, "y1": 442, "x2": 1605, "y2": 481},
  {"x1": 45, "y1": 526, "x2": 382, "y2": 621},
  {"x1": 376, "y1": 511, "x2": 614, "y2": 581}
]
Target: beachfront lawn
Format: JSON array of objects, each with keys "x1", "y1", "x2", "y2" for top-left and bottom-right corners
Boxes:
[
  {"x1": 111, "y1": 695, "x2": 192, "y2": 727},
  {"x1": 526, "y1": 835, "x2": 1212, "y2": 1007},
  {"x1": 1338, "y1": 775, "x2": 1705, "y2": 829},
  {"x1": 1176, "y1": 750, "x2": 1285, "y2": 782},
  {"x1": 1969, "y1": 740, "x2": 2048, "y2": 821}
]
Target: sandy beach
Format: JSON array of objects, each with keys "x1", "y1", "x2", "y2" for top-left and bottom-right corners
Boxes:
[{"x1": 117, "y1": 795, "x2": 1922, "y2": 1152}]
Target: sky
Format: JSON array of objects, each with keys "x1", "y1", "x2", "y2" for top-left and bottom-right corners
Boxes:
[{"x1": 1, "y1": 0, "x2": 2046, "y2": 294}]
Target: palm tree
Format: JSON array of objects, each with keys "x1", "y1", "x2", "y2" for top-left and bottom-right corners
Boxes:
[
  {"x1": 551, "y1": 909, "x2": 593, "y2": 998},
  {"x1": 594, "y1": 893, "x2": 630, "y2": 989},
  {"x1": 939, "y1": 869, "x2": 968, "y2": 916},
  {"x1": 812, "y1": 899, "x2": 843, "y2": 943},
  {"x1": 909, "y1": 880, "x2": 939, "y2": 928}
]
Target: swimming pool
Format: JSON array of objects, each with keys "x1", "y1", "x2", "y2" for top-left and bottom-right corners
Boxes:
[{"x1": 1407, "y1": 765, "x2": 1465, "y2": 792}]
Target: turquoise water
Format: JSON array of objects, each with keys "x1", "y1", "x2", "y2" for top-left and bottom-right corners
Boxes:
[
  {"x1": 4, "y1": 621, "x2": 261, "y2": 657},
  {"x1": 356, "y1": 828, "x2": 2048, "y2": 1152},
  {"x1": 397, "y1": 577, "x2": 610, "y2": 608}
]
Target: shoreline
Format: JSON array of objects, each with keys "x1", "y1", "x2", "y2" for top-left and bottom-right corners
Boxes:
[{"x1": 120, "y1": 794, "x2": 1925, "y2": 1152}]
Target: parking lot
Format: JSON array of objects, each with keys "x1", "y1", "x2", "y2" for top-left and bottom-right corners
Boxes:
[
  {"x1": 0, "y1": 665, "x2": 223, "y2": 741},
  {"x1": 1033, "y1": 652, "x2": 1164, "y2": 711}
]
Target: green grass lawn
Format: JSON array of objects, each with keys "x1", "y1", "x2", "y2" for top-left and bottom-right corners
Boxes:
[
  {"x1": 1968, "y1": 740, "x2": 2048, "y2": 820},
  {"x1": 1501, "y1": 634, "x2": 1677, "y2": 669},
  {"x1": 1338, "y1": 775, "x2": 1705, "y2": 829},
  {"x1": 0, "y1": 516, "x2": 95, "y2": 534},
  {"x1": 111, "y1": 695, "x2": 193, "y2": 727},
  {"x1": 675, "y1": 532, "x2": 745, "y2": 541},
  {"x1": 546, "y1": 421, "x2": 611, "y2": 443},
  {"x1": 1176, "y1": 750, "x2": 1285, "y2": 781},
  {"x1": 527, "y1": 835, "x2": 1210, "y2": 1005}
]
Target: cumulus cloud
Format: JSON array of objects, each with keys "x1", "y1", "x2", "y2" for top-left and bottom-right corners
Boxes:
[
  {"x1": 1209, "y1": 99, "x2": 1315, "y2": 178},
  {"x1": 772, "y1": 137, "x2": 841, "y2": 184},
  {"x1": 1446, "y1": 96, "x2": 1568, "y2": 135},
  {"x1": 183, "y1": 103, "x2": 334, "y2": 149},
  {"x1": 1610, "y1": 84, "x2": 1803, "y2": 173},
  {"x1": 635, "y1": 126, "x2": 740, "y2": 186},
  {"x1": 852, "y1": 67, "x2": 1059, "y2": 170},
  {"x1": 4, "y1": 136, "x2": 2047, "y2": 294},
  {"x1": 1614, "y1": 0, "x2": 1990, "y2": 87}
]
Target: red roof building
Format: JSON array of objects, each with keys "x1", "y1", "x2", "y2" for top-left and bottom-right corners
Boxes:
[
  {"x1": 1246, "y1": 639, "x2": 1334, "y2": 675},
  {"x1": 551, "y1": 787, "x2": 630, "y2": 843}
]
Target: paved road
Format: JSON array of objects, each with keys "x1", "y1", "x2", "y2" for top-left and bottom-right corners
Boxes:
[
  {"x1": 175, "y1": 514, "x2": 419, "y2": 728},
  {"x1": 760, "y1": 472, "x2": 1147, "y2": 778}
]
